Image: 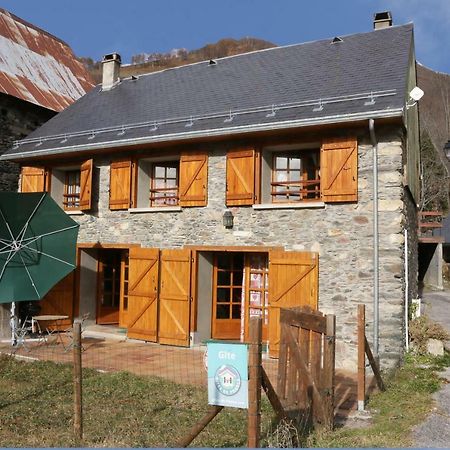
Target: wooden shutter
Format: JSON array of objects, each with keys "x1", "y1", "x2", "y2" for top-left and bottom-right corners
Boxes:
[
  {"x1": 38, "y1": 272, "x2": 75, "y2": 330},
  {"x1": 20, "y1": 166, "x2": 46, "y2": 192},
  {"x1": 321, "y1": 137, "x2": 358, "y2": 203},
  {"x1": 179, "y1": 152, "x2": 208, "y2": 207},
  {"x1": 109, "y1": 159, "x2": 133, "y2": 210},
  {"x1": 158, "y1": 248, "x2": 192, "y2": 346},
  {"x1": 127, "y1": 247, "x2": 160, "y2": 341},
  {"x1": 268, "y1": 251, "x2": 318, "y2": 357},
  {"x1": 79, "y1": 159, "x2": 93, "y2": 210},
  {"x1": 226, "y1": 148, "x2": 257, "y2": 206}
]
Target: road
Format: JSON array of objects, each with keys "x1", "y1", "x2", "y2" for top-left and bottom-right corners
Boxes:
[{"x1": 412, "y1": 287, "x2": 450, "y2": 447}]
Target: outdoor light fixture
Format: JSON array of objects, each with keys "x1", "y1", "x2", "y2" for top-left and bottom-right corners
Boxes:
[{"x1": 223, "y1": 210, "x2": 234, "y2": 228}]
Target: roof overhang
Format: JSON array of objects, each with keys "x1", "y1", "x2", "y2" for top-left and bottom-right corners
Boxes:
[{"x1": 2, "y1": 108, "x2": 404, "y2": 162}]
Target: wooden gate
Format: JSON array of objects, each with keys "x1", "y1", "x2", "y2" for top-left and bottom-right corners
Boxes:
[{"x1": 277, "y1": 307, "x2": 335, "y2": 429}]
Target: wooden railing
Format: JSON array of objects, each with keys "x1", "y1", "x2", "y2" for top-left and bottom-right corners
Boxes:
[{"x1": 418, "y1": 211, "x2": 444, "y2": 243}]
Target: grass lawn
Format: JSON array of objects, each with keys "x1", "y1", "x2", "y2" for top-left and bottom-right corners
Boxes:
[
  {"x1": 0, "y1": 352, "x2": 448, "y2": 447},
  {"x1": 0, "y1": 354, "x2": 261, "y2": 447},
  {"x1": 308, "y1": 352, "x2": 450, "y2": 448}
]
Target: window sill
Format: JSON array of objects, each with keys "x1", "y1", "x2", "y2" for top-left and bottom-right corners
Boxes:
[
  {"x1": 252, "y1": 202, "x2": 325, "y2": 210},
  {"x1": 128, "y1": 206, "x2": 182, "y2": 213},
  {"x1": 65, "y1": 210, "x2": 83, "y2": 215}
]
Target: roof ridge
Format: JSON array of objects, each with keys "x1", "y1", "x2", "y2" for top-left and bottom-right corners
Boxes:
[
  {"x1": 0, "y1": 7, "x2": 71, "y2": 49},
  {"x1": 129, "y1": 23, "x2": 414, "y2": 81}
]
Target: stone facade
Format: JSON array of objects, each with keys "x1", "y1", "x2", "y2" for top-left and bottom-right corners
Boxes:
[{"x1": 61, "y1": 123, "x2": 417, "y2": 371}]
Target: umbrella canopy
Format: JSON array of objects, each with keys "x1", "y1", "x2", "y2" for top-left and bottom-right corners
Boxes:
[{"x1": 0, "y1": 192, "x2": 79, "y2": 303}]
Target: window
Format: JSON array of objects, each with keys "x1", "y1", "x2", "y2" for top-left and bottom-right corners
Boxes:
[
  {"x1": 271, "y1": 150, "x2": 320, "y2": 202},
  {"x1": 63, "y1": 170, "x2": 81, "y2": 210},
  {"x1": 50, "y1": 159, "x2": 92, "y2": 212},
  {"x1": 150, "y1": 161, "x2": 179, "y2": 206},
  {"x1": 21, "y1": 159, "x2": 93, "y2": 211},
  {"x1": 226, "y1": 138, "x2": 357, "y2": 207},
  {"x1": 129, "y1": 152, "x2": 208, "y2": 210}
]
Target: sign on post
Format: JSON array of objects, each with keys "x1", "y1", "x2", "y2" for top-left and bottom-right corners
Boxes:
[{"x1": 207, "y1": 341, "x2": 248, "y2": 409}]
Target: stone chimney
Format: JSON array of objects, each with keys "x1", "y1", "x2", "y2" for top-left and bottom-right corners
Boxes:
[
  {"x1": 373, "y1": 11, "x2": 393, "y2": 30},
  {"x1": 101, "y1": 53, "x2": 121, "y2": 90}
]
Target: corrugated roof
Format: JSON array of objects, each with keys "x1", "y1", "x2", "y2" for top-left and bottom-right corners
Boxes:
[
  {"x1": 0, "y1": 8, "x2": 94, "y2": 112},
  {"x1": 3, "y1": 24, "x2": 413, "y2": 160}
]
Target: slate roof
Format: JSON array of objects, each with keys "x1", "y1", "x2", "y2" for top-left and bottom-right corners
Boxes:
[
  {"x1": 3, "y1": 23, "x2": 413, "y2": 161},
  {"x1": 0, "y1": 8, "x2": 94, "y2": 112}
]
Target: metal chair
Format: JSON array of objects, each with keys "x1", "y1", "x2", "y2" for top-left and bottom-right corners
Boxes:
[{"x1": 11, "y1": 317, "x2": 34, "y2": 353}]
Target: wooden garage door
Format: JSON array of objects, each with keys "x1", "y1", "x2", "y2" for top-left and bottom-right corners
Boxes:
[
  {"x1": 268, "y1": 251, "x2": 318, "y2": 357},
  {"x1": 39, "y1": 272, "x2": 75, "y2": 330},
  {"x1": 127, "y1": 247, "x2": 160, "y2": 341},
  {"x1": 158, "y1": 249, "x2": 192, "y2": 346}
]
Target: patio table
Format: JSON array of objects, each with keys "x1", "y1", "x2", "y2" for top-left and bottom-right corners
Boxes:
[{"x1": 32, "y1": 315, "x2": 69, "y2": 346}]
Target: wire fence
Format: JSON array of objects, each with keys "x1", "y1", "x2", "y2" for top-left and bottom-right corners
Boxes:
[{"x1": 0, "y1": 318, "x2": 364, "y2": 447}]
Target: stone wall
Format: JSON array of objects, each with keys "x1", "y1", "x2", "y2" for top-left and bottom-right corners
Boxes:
[
  {"x1": 0, "y1": 93, "x2": 55, "y2": 192},
  {"x1": 63, "y1": 123, "x2": 413, "y2": 371},
  {"x1": 0, "y1": 94, "x2": 55, "y2": 339}
]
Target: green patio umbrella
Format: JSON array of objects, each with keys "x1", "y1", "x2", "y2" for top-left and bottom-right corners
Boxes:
[{"x1": 0, "y1": 192, "x2": 79, "y2": 342}]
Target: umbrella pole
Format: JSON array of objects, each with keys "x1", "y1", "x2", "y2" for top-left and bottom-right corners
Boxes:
[{"x1": 10, "y1": 301, "x2": 17, "y2": 345}]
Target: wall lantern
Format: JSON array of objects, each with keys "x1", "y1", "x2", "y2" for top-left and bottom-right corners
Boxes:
[{"x1": 223, "y1": 210, "x2": 234, "y2": 229}]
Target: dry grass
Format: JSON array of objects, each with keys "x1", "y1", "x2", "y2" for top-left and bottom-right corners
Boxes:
[{"x1": 0, "y1": 354, "x2": 260, "y2": 447}]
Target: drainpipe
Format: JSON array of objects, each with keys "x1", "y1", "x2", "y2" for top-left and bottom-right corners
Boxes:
[
  {"x1": 405, "y1": 229, "x2": 409, "y2": 352},
  {"x1": 369, "y1": 118, "x2": 379, "y2": 359}
]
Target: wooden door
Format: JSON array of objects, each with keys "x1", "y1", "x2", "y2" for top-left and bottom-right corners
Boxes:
[
  {"x1": 158, "y1": 249, "x2": 192, "y2": 346},
  {"x1": 127, "y1": 247, "x2": 159, "y2": 341},
  {"x1": 96, "y1": 250, "x2": 121, "y2": 324},
  {"x1": 212, "y1": 253, "x2": 244, "y2": 340},
  {"x1": 118, "y1": 251, "x2": 130, "y2": 328},
  {"x1": 268, "y1": 251, "x2": 318, "y2": 357},
  {"x1": 38, "y1": 272, "x2": 75, "y2": 330}
]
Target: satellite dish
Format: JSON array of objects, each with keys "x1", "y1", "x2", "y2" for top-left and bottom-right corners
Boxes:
[
  {"x1": 409, "y1": 86, "x2": 424, "y2": 102},
  {"x1": 406, "y1": 86, "x2": 424, "y2": 109}
]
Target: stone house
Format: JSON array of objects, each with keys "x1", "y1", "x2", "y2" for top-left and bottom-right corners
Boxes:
[
  {"x1": 0, "y1": 8, "x2": 94, "y2": 336},
  {"x1": 1, "y1": 13, "x2": 420, "y2": 370}
]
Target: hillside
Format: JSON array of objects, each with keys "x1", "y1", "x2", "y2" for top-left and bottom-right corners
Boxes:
[
  {"x1": 80, "y1": 37, "x2": 276, "y2": 83},
  {"x1": 417, "y1": 63, "x2": 450, "y2": 157}
]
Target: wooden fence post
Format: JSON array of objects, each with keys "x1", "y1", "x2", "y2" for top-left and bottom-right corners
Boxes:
[
  {"x1": 322, "y1": 314, "x2": 335, "y2": 430},
  {"x1": 73, "y1": 320, "x2": 83, "y2": 440},
  {"x1": 248, "y1": 316, "x2": 262, "y2": 448},
  {"x1": 357, "y1": 304, "x2": 366, "y2": 411}
]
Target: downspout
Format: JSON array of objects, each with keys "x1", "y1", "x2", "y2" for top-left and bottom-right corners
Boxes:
[
  {"x1": 369, "y1": 118, "x2": 379, "y2": 359},
  {"x1": 405, "y1": 229, "x2": 409, "y2": 352}
]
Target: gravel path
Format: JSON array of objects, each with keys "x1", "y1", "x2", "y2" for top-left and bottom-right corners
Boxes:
[{"x1": 412, "y1": 287, "x2": 450, "y2": 447}]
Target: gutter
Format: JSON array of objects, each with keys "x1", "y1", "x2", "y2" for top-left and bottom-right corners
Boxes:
[
  {"x1": 369, "y1": 118, "x2": 380, "y2": 360},
  {"x1": 2, "y1": 108, "x2": 403, "y2": 161}
]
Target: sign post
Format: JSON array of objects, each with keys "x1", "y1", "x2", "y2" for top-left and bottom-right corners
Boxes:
[{"x1": 207, "y1": 341, "x2": 248, "y2": 409}]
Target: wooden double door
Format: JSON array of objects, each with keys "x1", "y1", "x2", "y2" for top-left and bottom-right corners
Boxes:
[
  {"x1": 114, "y1": 246, "x2": 319, "y2": 357},
  {"x1": 126, "y1": 247, "x2": 192, "y2": 346}
]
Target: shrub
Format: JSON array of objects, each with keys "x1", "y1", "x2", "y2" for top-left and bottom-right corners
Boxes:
[{"x1": 409, "y1": 316, "x2": 449, "y2": 354}]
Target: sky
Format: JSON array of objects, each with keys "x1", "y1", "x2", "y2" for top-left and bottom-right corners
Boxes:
[{"x1": 1, "y1": 0, "x2": 449, "y2": 74}]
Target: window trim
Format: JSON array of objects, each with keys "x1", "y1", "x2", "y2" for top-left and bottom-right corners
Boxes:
[
  {"x1": 261, "y1": 143, "x2": 321, "y2": 205},
  {"x1": 136, "y1": 156, "x2": 181, "y2": 209}
]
